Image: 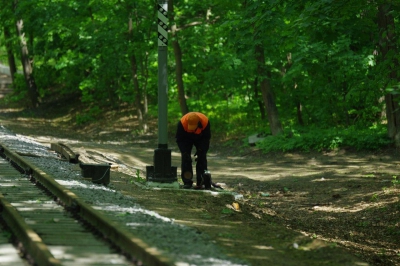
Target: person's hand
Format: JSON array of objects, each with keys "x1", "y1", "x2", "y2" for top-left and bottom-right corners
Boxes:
[{"x1": 194, "y1": 149, "x2": 202, "y2": 161}]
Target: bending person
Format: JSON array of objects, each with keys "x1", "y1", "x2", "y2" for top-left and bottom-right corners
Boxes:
[{"x1": 175, "y1": 112, "x2": 211, "y2": 189}]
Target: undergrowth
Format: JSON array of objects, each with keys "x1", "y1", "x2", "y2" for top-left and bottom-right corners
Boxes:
[{"x1": 256, "y1": 125, "x2": 393, "y2": 153}]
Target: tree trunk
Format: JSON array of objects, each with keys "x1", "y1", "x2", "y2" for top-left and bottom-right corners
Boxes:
[
  {"x1": 281, "y1": 52, "x2": 304, "y2": 126},
  {"x1": 296, "y1": 102, "x2": 304, "y2": 126},
  {"x1": 169, "y1": 0, "x2": 189, "y2": 115},
  {"x1": 253, "y1": 77, "x2": 266, "y2": 120},
  {"x1": 129, "y1": 52, "x2": 144, "y2": 120},
  {"x1": 255, "y1": 44, "x2": 283, "y2": 135},
  {"x1": 3, "y1": 26, "x2": 17, "y2": 83},
  {"x1": 377, "y1": 4, "x2": 400, "y2": 143},
  {"x1": 128, "y1": 16, "x2": 146, "y2": 132},
  {"x1": 14, "y1": 0, "x2": 39, "y2": 108},
  {"x1": 140, "y1": 50, "x2": 149, "y2": 115}
]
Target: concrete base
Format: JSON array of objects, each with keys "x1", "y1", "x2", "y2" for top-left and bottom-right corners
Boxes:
[{"x1": 146, "y1": 181, "x2": 180, "y2": 189}]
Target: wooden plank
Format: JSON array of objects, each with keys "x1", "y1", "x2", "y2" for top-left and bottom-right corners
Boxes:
[{"x1": 50, "y1": 143, "x2": 79, "y2": 163}]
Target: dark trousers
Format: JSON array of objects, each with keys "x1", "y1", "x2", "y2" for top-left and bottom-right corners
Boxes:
[{"x1": 179, "y1": 141, "x2": 208, "y2": 186}]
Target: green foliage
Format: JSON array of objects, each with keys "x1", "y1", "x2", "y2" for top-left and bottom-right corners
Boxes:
[
  {"x1": 135, "y1": 169, "x2": 146, "y2": 183},
  {"x1": 6, "y1": 74, "x2": 28, "y2": 103},
  {"x1": 1, "y1": 229, "x2": 12, "y2": 239},
  {"x1": 75, "y1": 106, "x2": 102, "y2": 125},
  {"x1": 0, "y1": 0, "x2": 400, "y2": 146},
  {"x1": 392, "y1": 176, "x2": 400, "y2": 186},
  {"x1": 0, "y1": 43, "x2": 8, "y2": 63},
  {"x1": 221, "y1": 208, "x2": 235, "y2": 214},
  {"x1": 370, "y1": 193, "x2": 379, "y2": 202},
  {"x1": 256, "y1": 125, "x2": 393, "y2": 153}
]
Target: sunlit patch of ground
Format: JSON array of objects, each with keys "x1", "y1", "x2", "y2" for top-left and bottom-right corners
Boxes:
[{"x1": 1, "y1": 97, "x2": 399, "y2": 265}]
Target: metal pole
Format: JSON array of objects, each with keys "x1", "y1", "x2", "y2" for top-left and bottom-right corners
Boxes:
[
  {"x1": 145, "y1": 0, "x2": 177, "y2": 183},
  {"x1": 157, "y1": 0, "x2": 168, "y2": 147}
]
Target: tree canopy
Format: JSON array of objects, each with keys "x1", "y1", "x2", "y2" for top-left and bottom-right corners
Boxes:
[{"x1": 1, "y1": 0, "x2": 399, "y2": 150}]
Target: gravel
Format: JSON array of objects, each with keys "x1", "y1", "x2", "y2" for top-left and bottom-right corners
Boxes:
[{"x1": 0, "y1": 126, "x2": 248, "y2": 266}]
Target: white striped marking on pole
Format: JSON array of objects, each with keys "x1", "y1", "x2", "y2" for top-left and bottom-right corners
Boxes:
[{"x1": 158, "y1": 4, "x2": 168, "y2": 46}]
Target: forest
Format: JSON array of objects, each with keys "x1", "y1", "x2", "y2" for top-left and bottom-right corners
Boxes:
[{"x1": 1, "y1": 0, "x2": 400, "y2": 152}]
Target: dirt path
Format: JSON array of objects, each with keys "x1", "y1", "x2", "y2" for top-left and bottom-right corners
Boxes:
[{"x1": 0, "y1": 104, "x2": 399, "y2": 265}]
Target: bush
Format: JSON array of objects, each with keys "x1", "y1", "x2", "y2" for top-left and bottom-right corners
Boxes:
[
  {"x1": 256, "y1": 126, "x2": 393, "y2": 153},
  {"x1": 75, "y1": 106, "x2": 102, "y2": 125}
]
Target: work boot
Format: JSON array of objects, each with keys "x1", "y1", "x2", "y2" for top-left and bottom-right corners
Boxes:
[
  {"x1": 194, "y1": 185, "x2": 204, "y2": 190},
  {"x1": 183, "y1": 183, "x2": 192, "y2": 189},
  {"x1": 202, "y1": 170, "x2": 212, "y2": 189}
]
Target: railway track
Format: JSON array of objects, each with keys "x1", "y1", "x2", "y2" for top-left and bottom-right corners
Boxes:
[
  {"x1": 0, "y1": 127, "x2": 247, "y2": 266},
  {"x1": 0, "y1": 141, "x2": 172, "y2": 266}
]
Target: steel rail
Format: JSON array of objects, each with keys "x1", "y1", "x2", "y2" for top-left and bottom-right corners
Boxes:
[
  {"x1": 0, "y1": 141, "x2": 174, "y2": 266},
  {"x1": 0, "y1": 193, "x2": 62, "y2": 266}
]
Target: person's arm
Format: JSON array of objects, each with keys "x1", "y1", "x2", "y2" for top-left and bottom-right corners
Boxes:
[
  {"x1": 176, "y1": 121, "x2": 187, "y2": 152},
  {"x1": 200, "y1": 122, "x2": 211, "y2": 151},
  {"x1": 202, "y1": 121, "x2": 211, "y2": 140}
]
